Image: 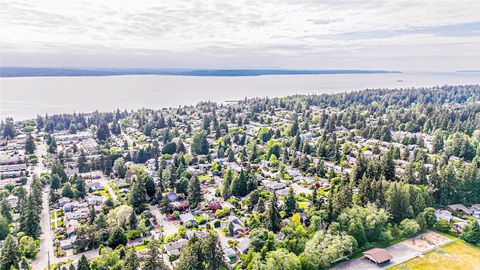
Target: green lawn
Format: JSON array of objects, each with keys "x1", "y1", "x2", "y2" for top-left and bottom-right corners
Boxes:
[
  {"x1": 298, "y1": 202, "x2": 309, "y2": 209},
  {"x1": 391, "y1": 240, "x2": 480, "y2": 270},
  {"x1": 134, "y1": 244, "x2": 147, "y2": 251},
  {"x1": 46, "y1": 259, "x2": 73, "y2": 270}
]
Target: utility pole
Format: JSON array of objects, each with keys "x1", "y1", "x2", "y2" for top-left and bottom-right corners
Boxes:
[{"x1": 47, "y1": 251, "x2": 51, "y2": 270}]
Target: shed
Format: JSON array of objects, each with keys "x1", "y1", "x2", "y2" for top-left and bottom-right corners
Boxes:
[{"x1": 363, "y1": 248, "x2": 392, "y2": 264}]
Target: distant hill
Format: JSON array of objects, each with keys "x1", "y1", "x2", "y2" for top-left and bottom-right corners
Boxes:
[{"x1": 0, "y1": 67, "x2": 400, "y2": 77}]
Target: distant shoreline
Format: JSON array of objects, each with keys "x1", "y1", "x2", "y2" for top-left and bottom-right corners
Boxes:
[
  {"x1": 0, "y1": 67, "x2": 400, "y2": 78},
  {"x1": 2, "y1": 72, "x2": 479, "y2": 121}
]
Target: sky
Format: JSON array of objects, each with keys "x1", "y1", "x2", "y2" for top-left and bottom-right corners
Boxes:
[{"x1": 1, "y1": 0, "x2": 480, "y2": 71}]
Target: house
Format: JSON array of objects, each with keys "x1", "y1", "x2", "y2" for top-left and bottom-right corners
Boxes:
[
  {"x1": 66, "y1": 227, "x2": 76, "y2": 238},
  {"x1": 446, "y1": 204, "x2": 472, "y2": 216},
  {"x1": 88, "y1": 181, "x2": 104, "y2": 192},
  {"x1": 114, "y1": 179, "x2": 127, "y2": 187},
  {"x1": 0, "y1": 163, "x2": 27, "y2": 173},
  {"x1": 164, "y1": 239, "x2": 188, "y2": 256},
  {"x1": 58, "y1": 198, "x2": 71, "y2": 207},
  {"x1": 230, "y1": 222, "x2": 244, "y2": 235},
  {"x1": 262, "y1": 180, "x2": 285, "y2": 192},
  {"x1": 167, "y1": 192, "x2": 178, "y2": 202},
  {"x1": 435, "y1": 209, "x2": 453, "y2": 222},
  {"x1": 59, "y1": 239, "x2": 73, "y2": 250},
  {"x1": 224, "y1": 247, "x2": 236, "y2": 260},
  {"x1": 186, "y1": 230, "x2": 209, "y2": 240},
  {"x1": 66, "y1": 219, "x2": 80, "y2": 229},
  {"x1": 470, "y1": 204, "x2": 480, "y2": 218},
  {"x1": 453, "y1": 220, "x2": 469, "y2": 232},
  {"x1": 236, "y1": 238, "x2": 250, "y2": 254},
  {"x1": 5, "y1": 195, "x2": 18, "y2": 208},
  {"x1": 63, "y1": 203, "x2": 75, "y2": 213},
  {"x1": 222, "y1": 216, "x2": 239, "y2": 228},
  {"x1": 86, "y1": 195, "x2": 106, "y2": 206},
  {"x1": 179, "y1": 212, "x2": 196, "y2": 227},
  {"x1": 363, "y1": 248, "x2": 392, "y2": 264},
  {"x1": 275, "y1": 188, "x2": 289, "y2": 197},
  {"x1": 64, "y1": 207, "x2": 89, "y2": 221}
]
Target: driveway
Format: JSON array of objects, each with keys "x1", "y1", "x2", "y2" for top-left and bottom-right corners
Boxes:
[{"x1": 150, "y1": 205, "x2": 178, "y2": 237}]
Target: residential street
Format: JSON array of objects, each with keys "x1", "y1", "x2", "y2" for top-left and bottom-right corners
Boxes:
[
  {"x1": 29, "y1": 139, "x2": 54, "y2": 269},
  {"x1": 31, "y1": 188, "x2": 53, "y2": 269}
]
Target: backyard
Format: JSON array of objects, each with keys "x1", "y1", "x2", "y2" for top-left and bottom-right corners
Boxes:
[{"x1": 391, "y1": 240, "x2": 480, "y2": 270}]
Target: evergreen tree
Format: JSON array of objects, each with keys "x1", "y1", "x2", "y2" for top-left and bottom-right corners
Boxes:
[
  {"x1": 77, "y1": 150, "x2": 88, "y2": 173},
  {"x1": 74, "y1": 177, "x2": 87, "y2": 199},
  {"x1": 294, "y1": 131, "x2": 302, "y2": 151},
  {"x1": 227, "y1": 148, "x2": 235, "y2": 162},
  {"x1": 96, "y1": 122, "x2": 110, "y2": 141},
  {"x1": 124, "y1": 250, "x2": 140, "y2": 270},
  {"x1": 176, "y1": 236, "x2": 205, "y2": 270},
  {"x1": 129, "y1": 211, "x2": 138, "y2": 229},
  {"x1": 129, "y1": 177, "x2": 146, "y2": 213},
  {"x1": 107, "y1": 227, "x2": 127, "y2": 248},
  {"x1": 382, "y1": 151, "x2": 396, "y2": 181},
  {"x1": 1, "y1": 120, "x2": 15, "y2": 139},
  {"x1": 62, "y1": 183, "x2": 74, "y2": 198},
  {"x1": 265, "y1": 192, "x2": 281, "y2": 233},
  {"x1": 256, "y1": 197, "x2": 266, "y2": 213},
  {"x1": 20, "y1": 257, "x2": 30, "y2": 270},
  {"x1": 25, "y1": 134, "x2": 35, "y2": 154},
  {"x1": 143, "y1": 240, "x2": 168, "y2": 270},
  {"x1": 203, "y1": 234, "x2": 225, "y2": 270},
  {"x1": 249, "y1": 144, "x2": 259, "y2": 163},
  {"x1": 20, "y1": 194, "x2": 41, "y2": 238},
  {"x1": 88, "y1": 204, "x2": 96, "y2": 225},
  {"x1": 0, "y1": 200, "x2": 12, "y2": 223},
  {"x1": 160, "y1": 195, "x2": 172, "y2": 214},
  {"x1": 176, "y1": 177, "x2": 189, "y2": 195},
  {"x1": 50, "y1": 174, "x2": 61, "y2": 190},
  {"x1": 316, "y1": 159, "x2": 326, "y2": 177},
  {"x1": 247, "y1": 189, "x2": 259, "y2": 211},
  {"x1": 188, "y1": 175, "x2": 202, "y2": 208},
  {"x1": 0, "y1": 235, "x2": 20, "y2": 270},
  {"x1": 231, "y1": 169, "x2": 247, "y2": 197},
  {"x1": 191, "y1": 131, "x2": 209, "y2": 155},
  {"x1": 222, "y1": 169, "x2": 233, "y2": 200},
  {"x1": 145, "y1": 176, "x2": 156, "y2": 199},
  {"x1": 77, "y1": 254, "x2": 90, "y2": 270},
  {"x1": 331, "y1": 184, "x2": 353, "y2": 218},
  {"x1": 284, "y1": 187, "x2": 297, "y2": 216}
]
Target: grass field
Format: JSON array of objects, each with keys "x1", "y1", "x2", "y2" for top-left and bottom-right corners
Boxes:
[{"x1": 391, "y1": 240, "x2": 480, "y2": 270}]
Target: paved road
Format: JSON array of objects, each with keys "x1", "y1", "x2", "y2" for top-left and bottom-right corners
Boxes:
[
  {"x1": 30, "y1": 139, "x2": 55, "y2": 269},
  {"x1": 27, "y1": 137, "x2": 47, "y2": 190},
  {"x1": 31, "y1": 188, "x2": 54, "y2": 269}
]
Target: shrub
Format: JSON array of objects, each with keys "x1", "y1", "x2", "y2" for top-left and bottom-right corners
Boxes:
[
  {"x1": 126, "y1": 229, "x2": 142, "y2": 239},
  {"x1": 434, "y1": 219, "x2": 452, "y2": 233}
]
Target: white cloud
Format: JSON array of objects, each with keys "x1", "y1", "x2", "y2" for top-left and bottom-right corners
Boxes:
[{"x1": 1, "y1": 0, "x2": 479, "y2": 70}]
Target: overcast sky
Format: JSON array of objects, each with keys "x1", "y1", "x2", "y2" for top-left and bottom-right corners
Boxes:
[{"x1": 1, "y1": 0, "x2": 480, "y2": 71}]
